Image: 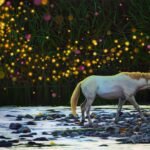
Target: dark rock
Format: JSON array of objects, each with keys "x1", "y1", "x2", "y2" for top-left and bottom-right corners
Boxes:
[
  {"x1": 26, "y1": 121, "x2": 36, "y2": 125},
  {"x1": 17, "y1": 126, "x2": 31, "y2": 133},
  {"x1": 52, "y1": 131, "x2": 63, "y2": 136},
  {"x1": 46, "y1": 116, "x2": 54, "y2": 120},
  {"x1": 5, "y1": 114, "x2": 15, "y2": 117},
  {"x1": 42, "y1": 132, "x2": 49, "y2": 135},
  {"x1": 33, "y1": 137, "x2": 49, "y2": 141},
  {"x1": 99, "y1": 144, "x2": 108, "y2": 147},
  {"x1": 27, "y1": 141, "x2": 43, "y2": 146},
  {"x1": 0, "y1": 136, "x2": 10, "y2": 139},
  {"x1": 25, "y1": 114, "x2": 33, "y2": 119},
  {"x1": 16, "y1": 115, "x2": 24, "y2": 121},
  {"x1": 9, "y1": 123, "x2": 22, "y2": 130},
  {"x1": 0, "y1": 140, "x2": 12, "y2": 147},
  {"x1": 19, "y1": 134, "x2": 33, "y2": 138},
  {"x1": 8, "y1": 139, "x2": 19, "y2": 143}
]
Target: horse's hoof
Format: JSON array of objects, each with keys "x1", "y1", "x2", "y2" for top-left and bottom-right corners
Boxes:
[{"x1": 79, "y1": 121, "x2": 84, "y2": 126}]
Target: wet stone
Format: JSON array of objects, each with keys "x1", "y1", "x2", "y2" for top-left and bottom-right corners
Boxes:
[
  {"x1": 34, "y1": 137, "x2": 49, "y2": 141},
  {"x1": 25, "y1": 114, "x2": 34, "y2": 119},
  {"x1": 16, "y1": 115, "x2": 24, "y2": 121},
  {"x1": 19, "y1": 134, "x2": 33, "y2": 138},
  {"x1": 8, "y1": 139, "x2": 19, "y2": 143},
  {"x1": 9, "y1": 123, "x2": 22, "y2": 130},
  {"x1": 0, "y1": 140, "x2": 12, "y2": 147},
  {"x1": 17, "y1": 126, "x2": 31, "y2": 133},
  {"x1": 26, "y1": 121, "x2": 36, "y2": 125},
  {"x1": 0, "y1": 136, "x2": 10, "y2": 139},
  {"x1": 5, "y1": 114, "x2": 15, "y2": 117},
  {"x1": 99, "y1": 144, "x2": 108, "y2": 147}
]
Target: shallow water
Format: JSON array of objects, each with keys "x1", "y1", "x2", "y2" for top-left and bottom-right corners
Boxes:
[{"x1": 0, "y1": 106, "x2": 150, "y2": 150}]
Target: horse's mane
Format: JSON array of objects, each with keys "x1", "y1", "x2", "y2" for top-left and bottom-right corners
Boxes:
[{"x1": 120, "y1": 72, "x2": 150, "y2": 80}]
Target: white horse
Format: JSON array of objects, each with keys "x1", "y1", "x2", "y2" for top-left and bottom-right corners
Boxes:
[{"x1": 70, "y1": 72, "x2": 150, "y2": 125}]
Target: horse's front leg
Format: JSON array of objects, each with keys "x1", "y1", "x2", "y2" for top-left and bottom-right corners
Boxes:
[
  {"x1": 128, "y1": 96, "x2": 146, "y2": 121},
  {"x1": 85, "y1": 98, "x2": 94, "y2": 126},
  {"x1": 115, "y1": 98, "x2": 126, "y2": 123}
]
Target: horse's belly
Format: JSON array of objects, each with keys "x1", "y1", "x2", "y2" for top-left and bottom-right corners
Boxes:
[{"x1": 97, "y1": 87, "x2": 123, "y2": 99}]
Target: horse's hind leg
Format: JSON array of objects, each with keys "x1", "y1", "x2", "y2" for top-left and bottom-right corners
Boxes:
[
  {"x1": 80, "y1": 99, "x2": 87, "y2": 125},
  {"x1": 128, "y1": 96, "x2": 146, "y2": 121}
]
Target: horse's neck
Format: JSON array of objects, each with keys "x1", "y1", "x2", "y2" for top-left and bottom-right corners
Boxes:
[{"x1": 133, "y1": 78, "x2": 147, "y2": 89}]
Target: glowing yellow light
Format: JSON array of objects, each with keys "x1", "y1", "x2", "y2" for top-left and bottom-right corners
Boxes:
[
  {"x1": 19, "y1": 1, "x2": 24, "y2": 5},
  {"x1": 56, "y1": 63, "x2": 59, "y2": 67},
  {"x1": 10, "y1": 18, "x2": 15, "y2": 22},
  {"x1": 119, "y1": 60, "x2": 122, "y2": 63},
  {"x1": 132, "y1": 35, "x2": 137, "y2": 40},
  {"x1": 125, "y1": 41, "x2": 130, "y2": 46},
  {"x1": 45, "y1": 36, "x2": 49, "y2": 39},
  {"x1": 10, "y1": 52, "x2": 14, "y2": 56},
  {"x1": 130, "y1": 56, "x2": 134, "y2": 59},
  {"x1": 4, "y1": 7, "x2": 9, "y2": 11},
  {"x1": 11, "y1": 62, "x2": 15, "y2": 66},
  {"x1": 10, "y1": 69, "x2": 14, "y2": 73},
  {"x1": 52, "y1": 70, "x2": 56, "y2": 74},
  {"x1": 125, "y1": 47, "x2": 129, "y2": 51},
  {"x1": 68, "y1": 29, "x2": 71, "y2": 33},
  {"x1": 38, "y1": 76, "x2": 43, "y2": 81},
  {"x1": 75, "y1": 41, "x2": 78, "y2": 44},
  {"x1": 92, "y1": 39, "x2": 98, "y2": 46},
  {"x1": 104, "y1": 49, "x2": 108, "y2": 53},
  {"x1": 24, "y1": 17, "x2": 28, "y2": 21},
  {"x1": 114, "y1": 39, "x2": 118, "y2": 43},
  {"x1": 140, "y1": 32, "x2": 143, "y2": 36},
  {"x1": 28, "y1": 72, "x2": 33, "y2": 77},
  {"x1": 86, "y1": 62, "x2": 91, "y2": 67},
  {"x1": 31, "y1": 9, "x2": 35, "y2": 13},
  {"x1": 141, "y1": 43, "x2": 145, "y2": 46},
  {"x1": 28, "y1": 47, "x2": 32, "y2": 51},
  {"x1": 52, "y1": 58, "x2": 56, "y2": 63},
  {"x1": 93, "y1": 52, "x2": 97, "y2": 56},
  {"x1": 117, "y1": 45, "x2": 121, "y2": 48},
  {"x1": 0, "y1": 0, "x2": 5, "y2": 6},
  {"x1": 46, "y1": 77, "x2": 50, "y2": 81},
  {"x1": 41, "y1": 0, "x2": 48, "y2": 5},
  {"x1": 88, "y1": 45, "x2": 92, "y2": 50}
]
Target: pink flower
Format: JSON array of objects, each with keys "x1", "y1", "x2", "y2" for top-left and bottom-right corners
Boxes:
[
  {"x1": 25, "y1": 34, "x2": 31, "y2": 41},
  {"x1": 74, "y1": 50, "x2": 81, "y2": 54},
  {"x1": 147, "y1": 44, "x2": 150, "y2": 49},
  {"x1": 33, "y1": 0, "x2": 41, "y2": 6},
  {"x1": 6, "y1": 1, "x2": 12, "y2": 6},
  {"x1": 43, "y1": 14, "x2": 51, "y2": 22},
  {"x1": 52, "y1": 92, "x2": 57, "y2": 98},
  {"x1": 79, "y1": 65, "x2": 85, "y2": 71}
]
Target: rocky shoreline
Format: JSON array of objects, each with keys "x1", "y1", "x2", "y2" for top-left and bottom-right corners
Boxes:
[{"x1": 0, "y1": 107, "x2": 150, "y2": 147}]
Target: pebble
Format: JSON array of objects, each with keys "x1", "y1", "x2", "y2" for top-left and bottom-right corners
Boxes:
[
  {"x1": 9, "y1": 123, "x2": 22, "y2": 130},
  {"x1": 17, "y1": 126, "x2": 31, "y2": 133}
]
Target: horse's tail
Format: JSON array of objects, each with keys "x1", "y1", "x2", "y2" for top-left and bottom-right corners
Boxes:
[{"x1": 70, "y1": 81, "x2": 82, "y2": 116}]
